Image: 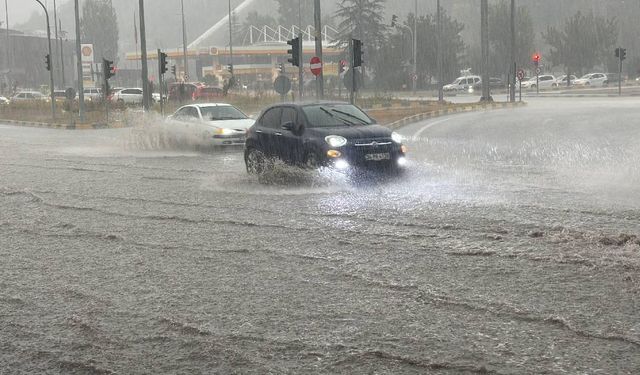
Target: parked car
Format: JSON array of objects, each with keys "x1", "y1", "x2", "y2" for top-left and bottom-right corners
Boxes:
[
  {"x1": 521, "y1": 75, "x2": 557, "y2": 89},
  {"x1": 244, "y1": 102, "x2": 407, "y2": 175},
  {"x1": 573, "y1": 73, "x2": 607, "y2": 87},
  {"x1": 168, "y1": 82, "x2": 203, "y2": 101},
  {"x1": 443, "y1": 75, "x2": 481, "y2": 92},
  {"x1": 11, "y1": 91, "x2": 47, "y2": 102},
  {"x1": 81, "y1": 87, "x2": 102, "y2": 101},
  {"x1": 0, "y1": 96, "x2": 9, "y2": 105},
  {"x1": 192, "y1": 86, "x2": 223, "y2": 101},
  {"x1": 110, "y1": 88, "x2": 144, "y2": 104},
  {"x1": 167, "y1": 103, "x2": 254, "y2": 146},
  {"x1": 52, "y1": 90, "x2": 69, "y2": 102},
  {"x1": 555, "y1": 75, "x2": 577, "y2": 86}
]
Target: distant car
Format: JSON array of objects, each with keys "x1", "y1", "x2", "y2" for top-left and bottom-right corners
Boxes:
[
  {"x1": 11, "y1": 91, "x2": 47, "y2": 102},
  {"x1": 0, "y1": 96, "x2": 9, "y2": 105},
  {"x1": 81, "y1": 87, "x2": 102, "y2": 101},
  {"x1": 111, "y1": 88, "x2": 144, "y2": 104},
  {"x1": 573, "y1": 73, "x2": 607, "y2": 87},
  {"x1": 192, "y1": 86, "x2": 223, "y2": 101},
  {"x1": 244, "y1": 102, "x2": 407, "y2": 175},
  {"x1": 521, "y1": 75, "x2": 557, "y2": 89},
  {"x1": 168, "y1": 82, "x2": 203, "y2": 101},
  {"x1": 555, "y1": 75, "x2": 577, "y2": 86},
  {"x1": 52, "y1": 90, "x2": 68, "y2": 102},
  {"x1": 443, "y1": 75, "x2": 481, "y2": 92},
  {"x1": 168, "y1": 103, "x2": 254, "y2": 146}
]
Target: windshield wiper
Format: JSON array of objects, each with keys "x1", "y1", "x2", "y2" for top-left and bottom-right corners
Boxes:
[
  {"x1": 319, "y1": 106, "x2": 355, "y2": 126},
  {"x1": 330, "y1": 109, "x2": 369, "y2": 125}
]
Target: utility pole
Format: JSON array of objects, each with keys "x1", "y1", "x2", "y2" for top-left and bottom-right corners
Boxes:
[
  {"x1": 35, "y1": 0, "x2": 55, "y2": 119},
  {"x1": 53, "y1": 0, "x2": 60, "y2": 87},
  {"x1": 480, "y1": 0, "x2": 490, "y2": 101},
  {"x1": 509, "y1": 0, "x2": 516, "y2": 102},
  {"x1": 58, "y1": 18, "x2": 65, "y2": 87},
  {"x1": 437, "y1": 0, "x2": 443, "y2": 102},
  {"x1": 412, "y1": 0, "x2": 417, "y2": 94},
  {"x1": 74, "y1": 0, "x2": 85, "y2": 121},
  {"x1": 228, "y1": 0, "x2": 234, "y2": 85},
  {"x1": 298, "y1": 0, "x2": 303, "y2": 100},
  {"x1": 181, "y1": 0, "x2": 188, "y2": 80},
  {"x1": 4, "y1": 0, "x2": 10, "y2": 86},
  {"x1": 139, "y1": 0, "x2": 150, "y2": 111},
  {"x1": 313, "y1": 0, "x2": 323, "y2": 99}
]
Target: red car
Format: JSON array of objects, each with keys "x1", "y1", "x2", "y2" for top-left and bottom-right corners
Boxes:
[{"x1": 192, "y1": 86, "x2": 224, "y2": 101}]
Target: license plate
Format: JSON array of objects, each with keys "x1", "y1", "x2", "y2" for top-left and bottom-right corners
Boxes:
[{"x1": 365, "y1": 152, "x2": 390, "y2": 161}]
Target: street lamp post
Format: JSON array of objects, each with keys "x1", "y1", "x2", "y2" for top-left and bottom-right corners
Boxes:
[
  {"x1": 393, "y1": 22, "x2": 414, "y2": 92},
  {"x1": 412, "y1": 0, "x2": 417, "y2": 94},
  {"x1": 74, "y1": 0, "x2": 85, "y2": 122},
  {"x1": 437, "y1": 0, "x2": 443, "y2": 102},
  {"x1": 34, "y1": 0, "x2": 56, "y2": 120},
  {"x1": 228, "y1": 0, "x2": 234, "y2": 84}
]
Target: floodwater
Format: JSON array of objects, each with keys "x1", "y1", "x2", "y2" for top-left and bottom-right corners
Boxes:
[{"x1": 1, "y1": 97, "x2": 639, "y2": 374}]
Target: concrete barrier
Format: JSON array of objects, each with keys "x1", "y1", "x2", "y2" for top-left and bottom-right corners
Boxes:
[
  {"x1": 386, "y1": 101, "x2": 527, "y2": 130},
  {"x1": 0, "y1": 118, "x2": 130, "y2": 130}
]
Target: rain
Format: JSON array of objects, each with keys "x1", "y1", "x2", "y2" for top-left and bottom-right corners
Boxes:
[{"x1": 1, "y1": 1, "x2": 639, "y2": 373}]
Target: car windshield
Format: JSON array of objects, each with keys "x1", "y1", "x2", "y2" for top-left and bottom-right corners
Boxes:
[
  {"x1": 302, "y1": 104, "x2": 373, "y2": 127},
  {"x1": 199, "y1": 105, "x2": 247, "y2": 121}
]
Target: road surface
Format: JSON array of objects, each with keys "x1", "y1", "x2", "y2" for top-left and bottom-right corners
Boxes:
[{"x1": 1, "y1": 98, "x2": 639, "y2": 374}]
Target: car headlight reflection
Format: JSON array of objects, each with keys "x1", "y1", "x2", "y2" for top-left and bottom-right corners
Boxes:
[
  {"x1": 391, "y1": 132, "x2": 403, "y2": 144},
  {"x1": 325, "y1": 135, "x2": 347, "y2": 148}
]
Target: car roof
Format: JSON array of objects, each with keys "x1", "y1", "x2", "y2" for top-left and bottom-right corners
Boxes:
[{"x1": 192, "y1": 103, "x2": 233, "y2": 108}]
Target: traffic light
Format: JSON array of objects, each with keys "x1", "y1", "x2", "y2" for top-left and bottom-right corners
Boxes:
[
  {"x1": 615, "y1": 47, "x2": 620, "y2": 58},
  {"x1": 159, "y1": 52, "x2": 168, "y2": 74},
  {"x1": 621, "y1": 48, "x2": 627, "y2": 61},
  {"x1": 278, "y1": 62, "x2": 285, "y2": 74},
  {"x1": 391, "y1": 14, "x2": 398, "y2": 27},
  {"x1": 171, "y1": 65, "x2": 177, "y2": 76},
  {"x1": 103, "y1": 58, "x2": 115, "y2": 80},
  {"x1": 45, "y1": 54, "x2": 51, "y2": 71},
  {"x1": 287, "y1": 37, "x2": 301, "y2": 67},
  {"x1": 532, "y1": 53, "x2": 541, "y2": 66},
  {"x1": 353, "y1": 39, "x2": 363, "y2": 68}
]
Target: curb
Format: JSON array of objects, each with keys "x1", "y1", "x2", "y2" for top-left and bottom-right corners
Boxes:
[
  {"x1": 386, "y1": 101, "x2": 527, "y2": 130},
  {"x1": 0, "y1": 118, "x2": 129, "y2": 130}
]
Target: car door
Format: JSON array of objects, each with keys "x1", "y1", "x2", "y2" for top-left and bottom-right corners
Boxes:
[
  {"x1": 278, "y1": 106, "x2": 305, "y2": 163},
  {"x1": 255, "y1": 107, "x2": 282, "y2": 157}
]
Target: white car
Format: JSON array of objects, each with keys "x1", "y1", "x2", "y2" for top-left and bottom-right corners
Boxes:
[
  {"x1": 11, "y1": 91, "x2": 47, "y2": 102},
  {"x1": 573, "y1": 73, "x2": 608, "y2": 87},
  {"x1": 81, "y1": 87, "x2": 102, "y2": 101},
  {"x1": 0, "y1": 96, "x2": 9, "y2": 105},
  {"x1": 443, "y1": 75, "x2": 481, "y2": 92},
  {"x1": 111, "y1": 88, "x2": 144, "y2": 104},
  {"x1": 521, "y1": 75, "x2": 557, "y2": 90},
  {"x1": 168, "y1": 103, "x2": 254, "y2": 146},
  {"x1": 556, "y1": 75, "x2": 577, "y2": 86}
]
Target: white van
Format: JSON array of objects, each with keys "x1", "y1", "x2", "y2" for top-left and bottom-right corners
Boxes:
[{"x1": 443, "y1": 75, "x2": 481, "y2": 92}]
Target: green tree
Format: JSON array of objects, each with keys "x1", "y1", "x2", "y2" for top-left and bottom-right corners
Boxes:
[
  {"x1": 376, "y1": 11, "x2": 465, "y2": 90},
  {"x1": 542, "y1": 11, "x2": 618, "y2": 76},
  {"x1": 334, "y1": 0, "x2": 388, "y2": 88},
  {"x1": 80, "y1": 0, "x2": 118, "y2": 62},
  {"x1": 488, "y1": 1, "x2": 535, "y2": 78}
]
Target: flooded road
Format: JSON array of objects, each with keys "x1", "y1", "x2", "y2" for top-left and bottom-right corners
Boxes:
[{"x1": 1, "y1": 98, "x2": 639, "y2": 374}]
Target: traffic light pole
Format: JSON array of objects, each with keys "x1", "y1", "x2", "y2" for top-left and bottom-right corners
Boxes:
[
  {"x1": 139, "y1": 0, "x2": 150, "y2": 111},
  {"x1": 73, "y1": 0, "x2": 85, "y2": 122},
  {"x1": 158, "y1": 49, "x2": 164, "y2": 116},
  {"x1": 509, "y1": 0, "x2": 516, "y2": 102},
  {"x1": 618, "y1": 51, "x2": 623, "y2": 97},
  {"x1": 349, "y1": 39, "x2": 354, "y2": 105},
  {"x1": 35, "y1": 0, "x2": 55, "y2": 120},
  {"x1": 298, "y1": 36, "x2": 303, "y2": 101}
]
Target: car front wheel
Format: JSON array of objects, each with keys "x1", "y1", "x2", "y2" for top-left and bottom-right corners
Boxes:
[{"x1": 245, "y1": 148, "x2": 268, "y2": 175}]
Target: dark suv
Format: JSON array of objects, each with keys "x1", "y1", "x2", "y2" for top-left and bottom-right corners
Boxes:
[{"x1": 244, "y1": 102, "x2": 407, "y2": 174}]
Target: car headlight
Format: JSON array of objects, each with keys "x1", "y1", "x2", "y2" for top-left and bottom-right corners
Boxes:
[
  {"x1": 214, "y1": 128, "x2": 234, "y2": 135},
  {"x1": 325, "y1": 135, "x2": 347, "y2": 148},
  {"x1": 391, "y1": 132, "x2": 403, "y2": 144}
]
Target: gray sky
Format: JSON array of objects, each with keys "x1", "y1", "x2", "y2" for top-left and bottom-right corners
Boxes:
[{"x1": 3, "y1": 0, "x2": 71, "y2": 27}]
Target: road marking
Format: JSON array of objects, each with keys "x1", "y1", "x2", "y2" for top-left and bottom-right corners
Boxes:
[{"x1": 413, "y1": 117, "x2": 452, "y2": 138}]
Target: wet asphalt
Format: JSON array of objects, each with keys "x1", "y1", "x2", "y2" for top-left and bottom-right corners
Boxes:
[{"x1": 1, "y1": 97, "x2": 639, "y2": 374}]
